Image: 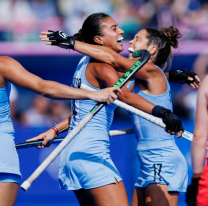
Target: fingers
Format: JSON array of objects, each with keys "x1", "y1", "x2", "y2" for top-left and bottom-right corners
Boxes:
[
  {"x1": 111, "y1": 87, "x2": 123, "y2": 95},
  {"x1": 26, "y1": 136, "x2": 42, "y2": 142},
  {"x1": 177, "y1": 131, "x2": 183, "y2": 138},
  {"x1": 194, "y1": 75, "x2": 201, "y2": 84},
  {"x1": 39, "y1": 36, "x2": 50, "y2": 41},
  {"x1": 41, "y1": 31, "x2": 49, "y2": 35}
]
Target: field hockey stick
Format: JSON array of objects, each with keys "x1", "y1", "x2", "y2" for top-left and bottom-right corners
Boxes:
[
  {"x1": 20, "y1": 49, "x2": 150, "y2": 191},
  {"x1": 15, "y1": 128, "x2": 134, "y2": 149},
  {"x1": 81, "y1": 83, "x2": 193, "y2": 142}
]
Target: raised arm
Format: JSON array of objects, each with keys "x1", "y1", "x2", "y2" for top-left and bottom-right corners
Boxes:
[
  {"x1": 0, "y1": 56, "x2": 121, "y2": 104},
  {"x1": 40, "y1": 31, "x2": 201, "y2": 88}
]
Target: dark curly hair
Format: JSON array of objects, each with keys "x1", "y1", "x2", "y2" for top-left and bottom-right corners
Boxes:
[{"x1": 146, "y1": 26, "x2": 182, "y2": 70}]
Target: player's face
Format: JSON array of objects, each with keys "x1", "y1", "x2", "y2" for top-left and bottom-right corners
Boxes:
[
  {"x1": 128, "y1": 29, "x2": 149, "y2": 58},
  {"x1": 99, "y1": 17, "x2": 124, "y2": 53}
]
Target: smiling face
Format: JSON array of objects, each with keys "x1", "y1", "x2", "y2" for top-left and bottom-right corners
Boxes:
[
  {"x1": 94, "y1": 16, "x2": 124, "y2": 53},
  {"x1": 128, "y1": 29, "x2": 150, "y2": 58}
]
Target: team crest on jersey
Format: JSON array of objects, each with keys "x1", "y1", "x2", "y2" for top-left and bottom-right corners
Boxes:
[{"x1": 73, "y1": 78, "x2": 81, "y2": 88}]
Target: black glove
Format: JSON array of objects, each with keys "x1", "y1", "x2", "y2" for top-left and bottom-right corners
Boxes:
[
  {"x1": 152, "y1": 106, "x2": 184, "y2": 133},
  {"x1": 169, "y1": 69, "x2": 197, "y2": 85},
  {"x1": 47, "y1": 30, "x2": 75, "y2": 50},
  {"x1": 186, "y1": 177, "x2": 201, "y2": 206}
]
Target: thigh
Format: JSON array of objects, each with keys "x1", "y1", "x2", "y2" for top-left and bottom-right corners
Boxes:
[
  {"x1": 73, "y1": 189, "x2": 95, "y2": 206},
  {"x1": 145, "y1": 184, "x2": 179, "y2": 206},
  {"x1": 87, "y1": 180, "x2": 129, "y2": 206},
  {"x1": 131, "y1": 188, "x2": 145, "y2": 206},
  {"x1": 0, "y1": 182, "x2": 19, "y2": 206}
]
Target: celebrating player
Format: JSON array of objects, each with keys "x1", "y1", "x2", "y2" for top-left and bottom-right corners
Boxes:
[
  {"x1": 32, "y1": 13, "x2": 189, "y2": 206},
  {"x1": 0, "y1": 56, "x2": 122, "y2": 206}
]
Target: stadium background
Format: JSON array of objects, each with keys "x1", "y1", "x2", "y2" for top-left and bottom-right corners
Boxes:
[{"x1": 0, "y1": 0, "x2": 208, "y2": 205}]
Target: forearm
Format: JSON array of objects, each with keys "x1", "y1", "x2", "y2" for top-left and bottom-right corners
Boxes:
[
  {"x1": 75, "y1": 41, "x2": 115, "y2": 66},
  {"x1": 118, "y1": 91, "x2": 155, "y2": 114},
  {"x1": 191, "y1": 134, "x2": 207, "y2": 175},
  {"x1": 39, "y1": 80, "x2": 93, "y2": 100},
  {"x1": 54, "y1": 116, "x2": 71, "y2": 134},
  {"x1": 75, "y1": 41, "x2": 133, "y2": 72}
]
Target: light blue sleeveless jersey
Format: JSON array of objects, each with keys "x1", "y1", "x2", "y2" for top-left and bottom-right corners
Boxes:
[
  {"x1": 70, "y1": 56, "x2": 116, "y2": 131},
  {"x1": 131, "y1": 66, "x2": 173, "y2": 145},
  {"x1": 58, "y1": 56, "x2": 122, "y2": 190},
  {"x1": 0, "y1": 82, "x2": 21, "y2": 177},
  {"x1": 131, "y1": 66, "x2": 188, "y2": 192}
]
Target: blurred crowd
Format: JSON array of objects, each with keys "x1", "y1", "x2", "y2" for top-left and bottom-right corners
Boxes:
[
  {"x1": 0, "y1": 0, "x2": 208, "y2": 41},
  {"x1": 10, "y1": 87, "x2": 71, "y2": 128}
]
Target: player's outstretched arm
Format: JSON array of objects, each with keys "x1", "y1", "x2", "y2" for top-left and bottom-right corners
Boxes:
[
  {"x1": 26, "y1": 117, "x2": 71, "y2": 148},
  {"x1": 0, "y1": 56, "x2": 121, "y2": 104},
  {"x1": 40, "y1": 31, "x2": 201, "y2": 89}
]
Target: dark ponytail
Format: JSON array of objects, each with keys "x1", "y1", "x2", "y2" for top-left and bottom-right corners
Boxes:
[
  {"x1": 146, "y1": 26, "x2": 182, "y2": 70},
  {"x1": 73, "y1": 13, "x2": 110, "y2": 45}
]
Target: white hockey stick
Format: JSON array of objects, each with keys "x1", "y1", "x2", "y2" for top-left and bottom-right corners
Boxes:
[{"x1": 80, "y1": 83, "x2": 193, "y2": 142}]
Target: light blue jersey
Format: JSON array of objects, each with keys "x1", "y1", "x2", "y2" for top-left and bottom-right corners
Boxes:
[
  {"x1": 58, "y1": 56, "x2": 121, "y2": 190},
  {"x1": 131, "y1": 66, "x2": 188, "y2": 192},
  {"x1": 0, "y1": 82, "x2": 21, "y2": 182}
]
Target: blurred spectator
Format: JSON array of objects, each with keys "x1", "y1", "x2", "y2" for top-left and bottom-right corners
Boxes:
[
  {"x1": 48, "y1": 100, "x2": 71, "y2": 124},
  {"x1": 1, "y1": 0, "x2": 208, "y2": 41},
  {"x1": 20, "y1": 95, "x2": 52, "y2": 127}
]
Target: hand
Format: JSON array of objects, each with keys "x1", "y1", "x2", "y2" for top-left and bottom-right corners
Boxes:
[
  {"x1": 89, "y1": 87, "x2": 122, "y2": 105},
  {"x1": 160, "y1": 109, "x2": 184, "y2": 138},
  {"x1": 39, "y1": 30, "x2": 75, "y2": 49},
  {"x1": 169, "y1": 69, "x2": 201, "y2": 89},
  {"x1": 186, "y1": 176, "x2": 201, "y2": 206},
  {"x1": 26, "y1": 129, "x2": 57, "y2": 149}
]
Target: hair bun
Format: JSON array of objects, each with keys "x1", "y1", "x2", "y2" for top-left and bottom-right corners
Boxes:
[{"x1": 160, "y1": 26, "x2": 182, "y2": 48}]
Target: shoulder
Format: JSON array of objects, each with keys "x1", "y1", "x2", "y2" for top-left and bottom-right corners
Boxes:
[{"x1": 92, "y1": 62, "x2": 118, "y2": 77}]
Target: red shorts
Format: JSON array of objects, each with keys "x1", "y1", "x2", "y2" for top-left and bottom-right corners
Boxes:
[{"x1": 197, "y1": 163, "x2": 208, "y2": 206}]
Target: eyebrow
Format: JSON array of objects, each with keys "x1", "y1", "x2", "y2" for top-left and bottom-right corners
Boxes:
[{"x1": 109, "y1": 24, "x2": 118, "y2": 29}]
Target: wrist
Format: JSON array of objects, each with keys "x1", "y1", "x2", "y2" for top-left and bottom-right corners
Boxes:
[
  {"x1": 152, "y1": 105, "x2": 169, "y2": 118},
  {"x1": 193, "y1": 174, "x2": 202, "y2": 179},
  {"x1": 51, "y1": 126, "x2": 59, "y2": 136},
  {"x1": 168, "y1": 69, "x2": 175, "y2": 82},
  {"x1": 87, "y1": 91, "x2": 94, "y2": 101}
]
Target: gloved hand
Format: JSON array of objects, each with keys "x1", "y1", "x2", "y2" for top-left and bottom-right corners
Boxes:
[
  {"x1": 169, "y1": 69, "x2": 197, "y2": 85},
  {"x1": 160, "y1": 108, "x2": 184, "y2": 133},
  {"x1": 47, "y1": 30, "x2": 75, "y2": 50},
  {"x1": 186, "y1": 177, "x2": 201, "y2": 206},
  {"x1": 152, "y1": 105, "x2": 184, "y2": 137}
]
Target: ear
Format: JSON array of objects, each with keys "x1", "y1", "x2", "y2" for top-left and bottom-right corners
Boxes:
[
  {"x1": 148, "y1": 45, "x2": 157, "y2": 56},
  {"x1": 93, "y1": 36, "x2": 103, "y2": 45}
]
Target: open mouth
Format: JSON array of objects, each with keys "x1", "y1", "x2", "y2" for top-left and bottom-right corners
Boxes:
[
  {"x1": 117, "y1": 37, "x2": 123, "y2": 46},
  {"x1": 128, "y1": 47, "x2": 135, "y2": 53}
]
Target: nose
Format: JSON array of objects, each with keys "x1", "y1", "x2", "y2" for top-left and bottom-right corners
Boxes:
[
  {"x1": 129, "y1": 39, "x2": 133, "y2": 46},
  {"x1": 118, "y1": 27, "x2": 124, "y2": 35}
]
